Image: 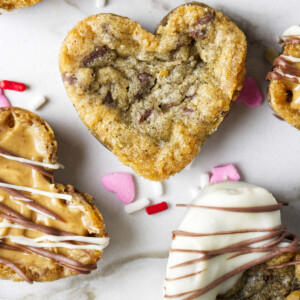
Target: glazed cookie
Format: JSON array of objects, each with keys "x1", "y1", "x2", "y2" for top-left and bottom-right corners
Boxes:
[
  {"x1": 267, "y1": 25, "x2": 300, "y2": 130},
  {"x1": 0, "y1": 107, "x2": 109, "y2": 283},
  {"x1": 164, "y1": 182, "x2": 300, "y2": 299},
  {"x1": 0, "y1": 0, "x2": 42, "y2": 10},
  {"x1": 59, "y1": 2, "x2": 247, "y2": 181}
]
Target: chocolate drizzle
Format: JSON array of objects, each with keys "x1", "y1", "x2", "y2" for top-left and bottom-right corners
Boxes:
[
  {"x1": 18, "y1": 245, "x2": 98, "y2": 274},
  {"x1": 284, "y1": 37, "x2": 300, "y2": 46},
  {"x1": 267, "y1": 32, "x2": 300, "y2": 84},
  {"x1": 176, "y1": 203, "x2": 284, "y2": 212},
  {"x1": 0, "y1": 179, "x2": 64, "y2": 222},
  {"x1": 0, "y1": 146, "x2": 54, "y2": 179},
  {"x1": 0, "y1": 257, "x2": 32, "y2": 284}
]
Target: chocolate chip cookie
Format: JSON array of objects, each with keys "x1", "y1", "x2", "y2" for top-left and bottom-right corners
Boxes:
[{"x1": 59, "y1": 2, "x2": 247, "y2": 181}]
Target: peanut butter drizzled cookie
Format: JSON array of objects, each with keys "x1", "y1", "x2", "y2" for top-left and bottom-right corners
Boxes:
[
  {"x1": 59, "y1": 2, "x2": 247, "y2": 181},
  {"x1": 267, "y1": 25, "x2": 300, "y2": 130},
  {"x1": 0, "y1": 107, "x2": 108, "y2": 283},
  {"x1": 0, "y1": 0, "x2": 42, "y2": 10}
]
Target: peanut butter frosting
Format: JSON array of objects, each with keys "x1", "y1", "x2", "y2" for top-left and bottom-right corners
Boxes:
[{"x1": 0, "y1": 107, "x2": 109, "y2": 283}]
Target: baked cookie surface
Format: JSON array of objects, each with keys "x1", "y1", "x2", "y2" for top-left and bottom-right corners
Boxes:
[
  {"x1": 0, "y1": 0, "x2": 42, "y2": 10},
  {"x1": 218, "y1": 252, "x2": 300, "y2": 299},
  {"x1": 0, "y1": 107, "x2": 108, "y2": 283},
  {"x1": 59, "y1": 2, "x2": 246, "y2": 181},
  {"x1": 267, "y1": 25, "x2": 300, "y2": 130}
]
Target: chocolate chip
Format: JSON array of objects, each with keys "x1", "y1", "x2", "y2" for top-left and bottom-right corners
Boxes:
[
  {"x1": 286, "y1": 90, "x2": 293, "y2": 102},
  {"x1": 181, "y1": 107, "x2": 194, "y2": 113},
  {"x1": 160, "y1": 102, "x2": 175, "y2": 112},
  {"x1": 103, "y1": 91, "x2": 114, "y2": 106},
  {"x1": 62, "y1": 73, "x2": 77, "y2": 85},
  {"x1": 139, "y1": 110, "x2": 152, "y2": 122},
  {"x1": 138, "y1": 73, "x2": 152, "y2": 86},
  {"x1": 136, "y1": 73, "x2": 154, "y2": 99},
  {"x1": 273, "y1": 113, "x2": 284, "y2": 121},
  {"x1": 195, "y1": 11, "x2": 216, "y2": 25},
  {"x1": 82, "y1": 46, "x2": 109, "y2": 67},
  {"x1": 188, "y1": 11, "x2": 215, "y2": 40},
  {"x1": 189, "y1": 28, "x2": 208, "y2": 39}
]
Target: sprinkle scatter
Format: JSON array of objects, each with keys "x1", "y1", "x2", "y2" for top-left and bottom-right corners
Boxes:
[
  {"x1": 101, "y1": 173, "x2": 135, "y2": 204},
  {"x1": 236, "y1": 77, "x2": 263, "y2": 107},
  {"x1": 124, "y1": 197, "x2": 150, "y2": 214},
  {"x1": 0, "y1": 80, "x2": 26, "y2": 92},
  {"x1": 152, "y1": 181, "x2": 164, "y2": 197},
  {"x1": 210, "y1": 164, "x2": 240, "y2": 183},
  {"x1": 146, "y1": 202, "x2": 168, "y2": 215},
  {"x1": 0, "y1": 89, "x2": 11, "y2": 108},
  {"x1": 95, "y1": 0, "x2": 107, "y2": 8},
  {"x1": 200, "y1": 172, "x2": 210, "y2": 188},
  {"x1": 29, "y1": 95, "x2": 47, "y2": 111}
]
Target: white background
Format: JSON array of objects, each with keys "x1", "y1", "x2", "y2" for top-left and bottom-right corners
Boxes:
[{"x1": 0, "y1": 0, "x2": 300, "y2": 299}]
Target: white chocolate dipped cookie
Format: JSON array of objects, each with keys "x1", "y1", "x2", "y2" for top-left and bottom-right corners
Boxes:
[
  {"x1": 0, "y1": 107, "x2": 109, "y2": 283},
  {"x1": 164, "y1": 182, "x2": 300, "y2": 299}
]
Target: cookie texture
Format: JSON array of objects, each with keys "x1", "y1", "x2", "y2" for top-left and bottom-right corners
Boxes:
[
  {"x1": 0, "y1": 0, "x2": 42, "y2": 10},
  {"x1": 267, "y1": 27, "x2": 300, "y2": 130},
  {"x1": 0, "y1": 107, "x2": 108, "y2": 283},
  {"x1": 218, "y1": 252, "x2": 300, "y2": 299},
  {"x1": 59, "y1": 2, "x2": 246, "y2": 181}
]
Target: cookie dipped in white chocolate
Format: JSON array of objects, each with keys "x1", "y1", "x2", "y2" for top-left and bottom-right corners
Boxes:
[{"x1": 163, "y1": 182, "x2": 283, "y2": 300}]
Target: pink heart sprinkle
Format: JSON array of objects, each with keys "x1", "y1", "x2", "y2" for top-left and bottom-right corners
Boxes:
[
  {"x1": 210, "y1": 164, "x2": 240, "y2": 183},
  {"x1": 0, "y1": 88, "x2": 11, "y2": 108},
  {"x1": 236, "y1": 77, "x2": 262, "y2": 107},
  {"x1": 101, "y1": 173, "x2": 135, "y2": 204}
]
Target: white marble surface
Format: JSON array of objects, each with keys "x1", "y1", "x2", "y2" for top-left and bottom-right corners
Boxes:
[{"x1": 0, "y1": 0, "x2": 300, "y2": 299}]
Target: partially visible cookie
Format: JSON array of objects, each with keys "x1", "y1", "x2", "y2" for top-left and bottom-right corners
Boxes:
[
  {"x1": 0, "y1": 107, "x2": 108, "y2": 283},
  {"x1": 0, "y1": 0, "x2": 42, "y2": 10},
  {"x1": 164, "y1": 182, "x2": 300, "y2": 299},
  {"x1": 59, "y1": 2, "x2": 246, "y2": 181},
  {"x1": 267, "y1": 25, "x2": 300, "y2": 130}
]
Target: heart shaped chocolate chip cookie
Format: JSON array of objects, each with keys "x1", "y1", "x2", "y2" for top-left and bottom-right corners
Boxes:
[
  {"x1": 59, "y1": 2, "x2": 246, "y2": 181},
  {"x1": 0, "y1": 107, "x2": 108, "y2": 283}
]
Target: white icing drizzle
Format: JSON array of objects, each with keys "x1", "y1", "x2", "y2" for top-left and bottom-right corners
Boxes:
[
  {"x1": 0, "y1": 223, "x2": 35, "y2": 230},
  {"x1": 282, "y1": 25, "x2": 300, "y2": 41},
  {"x1": 0, "y1": 152, "x2": 63, "y2": 169},
  {"x1": 26, "y1": 205, "x2": 56, "y2": 220},
  {"x1": 0, "y1": 182, "x2": 72, "y2": 201},
  {"x1": 281, "y1": 55, "x2": 300, "y2": 63},
  {"x1": 274, "y1": 68, "x2": 300, "y2": 81},
  {"x1": 163, "y1": 182, "x2": 281, "y2": 300},
  {"x1": 9, "y1": 198, "x2": 56, "y2": 220},
  {"x1": 0, "y1": 235, "x2": 109, "y2": 251}
]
